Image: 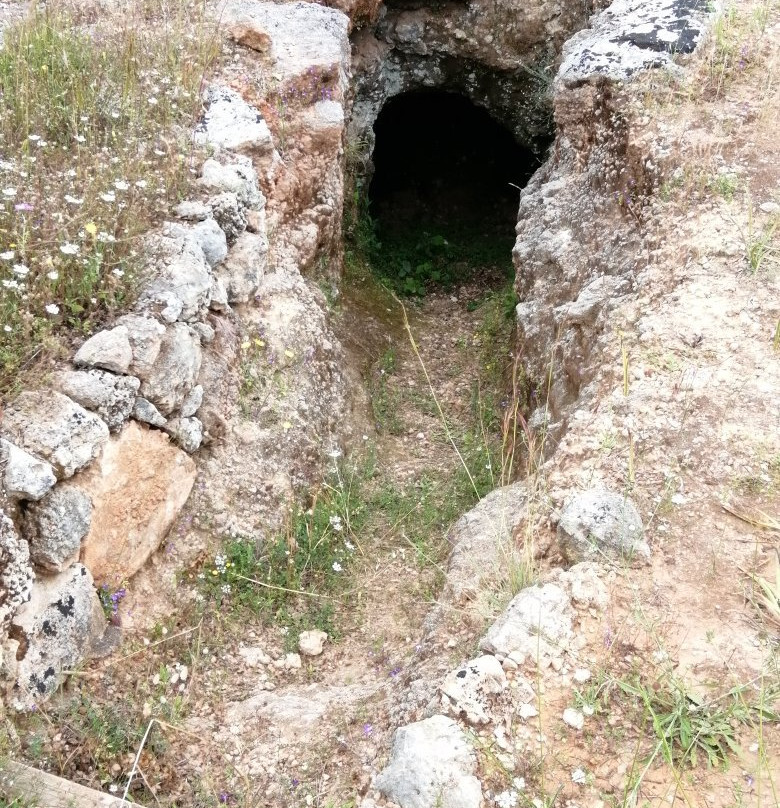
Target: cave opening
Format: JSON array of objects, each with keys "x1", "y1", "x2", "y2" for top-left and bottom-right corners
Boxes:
[{"x1": 367, "y1": 90, "x2": 546, "y2": 291}]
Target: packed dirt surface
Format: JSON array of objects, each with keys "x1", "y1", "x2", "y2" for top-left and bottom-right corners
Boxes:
[{"x1": 5, "y1": 1, "x2": 780, "y2": 808}]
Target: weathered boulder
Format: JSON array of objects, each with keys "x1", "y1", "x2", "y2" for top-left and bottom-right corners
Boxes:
[
  {"x1": 557, "y1": 489, "x2": 649, "y2": 565},
  {"x1": 2, "y1": 391, "x2": 109, "y2": 479},
  {"x1": 23, "y1": 486, "x2": 92, "y2": 573},
  {"x1": 8, "y1": 563, "x2": 105, "y2": 708},
  {"x1": 374, "y1": 715, "x2": 483, "y2": 808},
  {"x1": 195, "y1": 86, "x2": 274, "y2": 154},
  {"x1": 298, "y1": 629, "x2": 327, "y2": 657},
  {"x1": 0, "y1": 439, "x2": 56, "y2": 501},
  {"x1": 191, "y1": 218, "x2": 228, "y2": 267},
  {"x1": 209, "y1": 192, "x2": 247, "y2": 244},
  {"x1": 173, "y1": 199, "x2": 211, "y2": 222},
  {"x1": 0, "y1": 511, "x2": 34, "y2": 632},
  {"x1": 480, "y1": 582, "x2": 573, "y2": 665},
  {"x1": 78, "y1": 422, "x2": 196, "y2": 582},
  {"x1": 132, "y1": 397, "x2": 167, "y2": 428},
  {"x1": 165, "y1": 416, "x2": 204, "y2": 453},
  {"x1": 73, "y1": 326, "x2": 133, "y2": 374},
  {"x1": 139, "y1": 322, "x2": 202, "y2": 417},
  {"x1": 138, "y1": 229, "x2": 213, "y2": 323},
  {"x1": 199, "y1": 156, "x2": 264, "y2": 208},
  {"x1": 52, "y1": 369, "x2": 140, "y2": 432},
  {"x1": 216, "y1": 231, "x2": 269, "y2": 303},
  {"x1": 180, "y1": 385, "x2": 204, "y2": 418},
  {"x1": 440, "y1": 655, "x2": 507, "y2": 726},
  {"x1": 115, "y1": 314, "x2": 167, "y2": 379}
]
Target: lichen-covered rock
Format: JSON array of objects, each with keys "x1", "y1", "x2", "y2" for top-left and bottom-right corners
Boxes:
[
  {"x1": 0, "y1": 439, "x2": 56, "y2": 501},
  {"x1": 0, "y1": 510, "x2": 34, "y2": 633},
  {"x1": 73, "y1": 326, "x2": 133, "y2": 374},
  {"x1": 195, "y1": 86, "x2": 274, "y2": 154},
  {"x1": 78, "y1": 422, "x2": 196, "y2": 581},
  {"x1": 23, "y1": 486, "x2": 92, "y2": 573},
  {"x1": 192, "y1": 218, "x2": 228, "y2": 267},
  {"x1": 53, "y1": 369, "x2": 140, "y2": 432},
  {"x1": 138, "y1": 229, "x2": 213, "y2": 323},
  {"x1": 480, "y1": 583, "x2": 573, "y2": 665},
  {"x1": 139, "y1": 323, "x2": 202, "y2": 416},
  {"x1": 216, "y1": 231, "x2": 269, "y2": 303},
  {"x1": 132, "y1": 397, "x2": 168, "y2": 428},
  {"x1": 173, "y1": 200, "x2": 211, "y2": 221},
  {"x1": 557, "y1": 489, "x2": 648, "y2": 565},
  {"x1": 209, "y1": 192, "x2": 247, "y2": 244},
  {"x1": 374, "y1": 715, "x2": 483, "y2": 808},
  {"x1": 440, "y1": 655, "x2": 507, "y2": 725},
  {"x1": 115, "y1": 314, "x2": 167, "y2": 379},
  {"x1": 165, "y1": 416, "x2": 204, "y2": 453},
  {"x1": 8, "y1": 563, "x2": 105, "y2": 708},
  {"x1": 199, "y1": 156, "x2": 264, "y2": 208},
  {"x1": 558, "y1": 0, "x2": 713, "y2": 86},
  {"x1": 3, "y1": 391, "x2": 109, "y2": 480}
]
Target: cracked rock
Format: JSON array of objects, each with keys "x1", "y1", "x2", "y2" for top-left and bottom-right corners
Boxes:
[
  {"x1": 73, "y1": 326, "x2": 133, "y2": 374},
  {"x1": 53, "y1": 369, "x2": 140, "y2": 432},
  {"x1": 23, "y1": 486, "x2": 92, "y2": 573},
  {"x1": 440, "y1": 654, "x2": 507, "y2": 725},
  {"x1": 139, "y1": 323, "x2": 202, "y2": 417},
  {"x1": 1, "y1": 439, "x2": 56, "y2": 501}
]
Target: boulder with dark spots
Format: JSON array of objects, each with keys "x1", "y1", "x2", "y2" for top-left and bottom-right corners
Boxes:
[
  {"x1": 557, "y1": 489, "x2": 649, "y2": 565},
  {"x1": 216, "y1": 230, "x2": 269, "y2": 303},
  {"x1": 23, "y1": 486, "x2": 92, "y2": 573},
  {"x1": 0, "y1": 510, "x2": 34, "y2": 633},
  {"x1": 7, "y1": 563, "x2": 105, "y2": 709},
  {"x1": 1, "y1": 439, "x2": 57, "y2": 501},
  {"x1": 115, "y1": 314, "x2": 167, "y2": 379},
  {"x1": 53, "y1": 369, "x2": 140, "y2": 432},
  {"x1": 2, "y1": 391, "x2": 109, "y2": 480}
]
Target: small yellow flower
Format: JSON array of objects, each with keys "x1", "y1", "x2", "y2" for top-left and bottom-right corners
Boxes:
[
  {"x1": 284, "y1": 349, "x2": 295, "y2": 359},
  {"x1": 85, "y1": 222, "x2": 97, "y2": 236}
]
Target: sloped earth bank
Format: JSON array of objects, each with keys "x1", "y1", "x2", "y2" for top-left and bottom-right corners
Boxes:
[{"x1": 5, "y1": 3, "x2": 780, "y2": 808}]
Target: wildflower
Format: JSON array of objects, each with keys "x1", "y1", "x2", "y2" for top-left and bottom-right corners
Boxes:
[
  {"x1": 332, "y1": 561, "x2": 343, "y2": 573},
  {"x1": 3, "y1": 325, "x2": 11, "y2": 332},
  {"x1": 28, "y1": 134, "x2": 41, "y2": 142},
  {"x1": 344, "y1": 540, "x2": 355, "y2": 552},
  {"x1": 59, "y1": 242, "x2": 79, "y2": 256},
  {"x1": 0, "y1": 250, "x2": 13, "y2": 260},
  {"x1": 12, "y1": 264, "x2": 29, "y2": 277},
  {"x1": 329, "y1": 514, "x2": 343, "y2": 532},
  {"x1": 2, "y1": 279, "x2": 20, "y2": 290},
  {"x1": 45, "y1": 303, "x2": 60, "y2": 315},
  {"x1": 495, "y1": 792, "x2": 517, "y2": 808},
  {"x1": 100, "y1": 191, "x2": 116, "y2": 203},
  {"x1": 2, "y1": 187, "x2": 16, "y2": 197},
  {"x1": 148, "y1": 96, "x2": 159, "y2": 105},
  {"x1": 114, "y1": 180, "x2": 130, "y2": 191},
  {"x1": 362, "y1": 723, "x2": 373, "y2": 737},
  {"x1": 215, "y1": 553, "x2": 226, "y2": 572},
  {"x1": 112, "y1": 268, "x2": 124, "y2": 278},
  {"x1": 327, "y1": 448, "x2": 342, "y2": 459},
  {"x1": 134, "y1": 179, "x2": 148, "y2": 188},
  {"x1": 14, "y1": 202, "x2": 33, "y2": 212},
  {"x1": 75, "y1": 135, "x2": 86, "y2": 143},
  {"x1": 47, "y1": 270, "x2": 59, "y2": 280},
  {"x1": 84, "y1": 222, "x2": 97, "y2": 236}
]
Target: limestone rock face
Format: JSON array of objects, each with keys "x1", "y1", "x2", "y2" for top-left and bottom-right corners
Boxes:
[
  {"x1": 440, "y1": 655, "x2": 507, "y2": 726},
  {"x1": 8, "y1": 563, "x2": 105, "y2": 708},
  {"x1": 52, "y1": 369, "x2": 140, "y2": 433},
  {"x1": 1, "y1": 439, "x2": 57, "y2": 501},
  {"x1": 374, "y1": 715, "x2": 483, "y2": 808},
  {"x1": 0, "y1": 510, "x2": 34, "y2": 633},
  {"x1": 78, "y1": 422, "x2": 196, "y2": 582},
  {"x1": 139, "y1": 322, "x2": 202, "y2": 417},
  {"x1": 216, "y1": 230, "x2": 269, "y2": 303},
  {"x1": 192, "y1": 218, "x2": 229, "y2": 267},
  {"x1": 480, "y1": 583, "x2": 573, "y2": 665},
  {"x1": 557, "y1": 489, "x2": 649, "y2": 565},
  {"x1": 23, "y1": 486, "x2": 92, "y2": 573},
  {"x1": 115, "y1": 314, "x2": 167, "y2": 379},
  {"x1": 195, "y1": 86, "x2": 274, "y2": 154},
  {"x1": 2, "y1": 391, "x2": 109, "y2": 480},
  {"x1": 73, "y1": 326, "x2": 133, "y2": 374},
  {"x1": 138, "y1": 228, "x2": 213, "y2": 323}
]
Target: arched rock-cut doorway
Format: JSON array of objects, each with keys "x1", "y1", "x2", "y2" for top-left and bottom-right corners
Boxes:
[{"x1": 369, "y1": 90, "x2": 543, "y2": 242}]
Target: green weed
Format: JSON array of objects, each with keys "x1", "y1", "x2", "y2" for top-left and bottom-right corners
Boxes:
[{"x1": 0, "y1": 2, "x2": 219, "y2": 396}]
